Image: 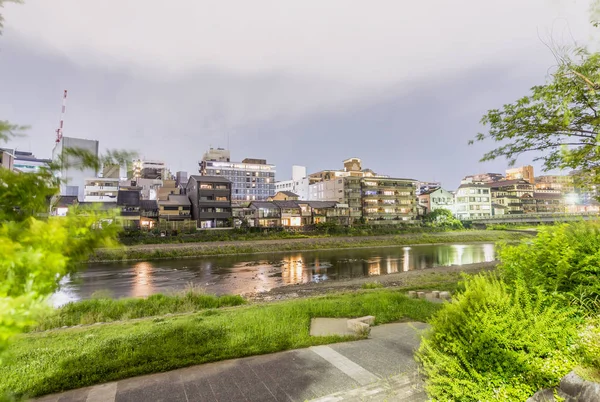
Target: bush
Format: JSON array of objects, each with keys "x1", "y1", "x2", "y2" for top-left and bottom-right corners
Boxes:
[
  {"x1": 497, "y1": 221, "x2": 600, "y2": 312},
  {"x1": 417, "y1": 274, "x2": 580, "y2": 401}
]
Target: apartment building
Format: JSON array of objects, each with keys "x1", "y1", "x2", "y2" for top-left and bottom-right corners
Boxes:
[
  {"x1": 186, "y1": 175, "x2": 233, "y2": 228},
  {"x1": 454, "y1": 183, "x2": 492, "y2": 220},
  {"x1": 199, "y1": 148, "x2": 275, "y2": 201},
  {"x1": 535, "y1": 175, "x2": 575, "y2": 193},
  {"x1": 361, "y1": 177, "x2": 417, "y2": 223},
  {"x1": 158, "y1": 195, "x2": 192, "y2": 222},
  {"x1": 418, "y1": 187, "x2": 455, "y2": 214},
  {"x1": 488, "y1": 179, "x2": 535, "y2": 214},
  {"x1": 83, "y1": 177, "x2": 119, "y2": 202}
]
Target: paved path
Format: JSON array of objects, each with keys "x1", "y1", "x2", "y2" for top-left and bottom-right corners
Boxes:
[{"x1": 35, "y1": 322, "x2": 429, "y2": 402}]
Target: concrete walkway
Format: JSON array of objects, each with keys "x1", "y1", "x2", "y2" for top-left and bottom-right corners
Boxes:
[{"x1": 34, "y1": 322, "x2": 429, "y2": 402}]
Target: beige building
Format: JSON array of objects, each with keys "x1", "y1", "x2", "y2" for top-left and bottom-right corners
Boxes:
[
  {"x1": 535, "y1": 175, "x2": 574, "y2": 193},
  {"x1": 361, "y1": 177, "x2": 417, "y2": 224},
  {"x1": 506, "y1": 165, "x2": 534, "y2": 184},
  {"x1": 418, "y1": 187, "x2": 455, "y2": 214}
]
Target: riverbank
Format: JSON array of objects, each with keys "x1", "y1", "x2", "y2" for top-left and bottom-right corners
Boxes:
[
  {"x1": 1, "y1": 289, "x2": 440, "y2": 399},
  {"x1": 92, "y1": 230, "x2": 530, "y2": 262}
]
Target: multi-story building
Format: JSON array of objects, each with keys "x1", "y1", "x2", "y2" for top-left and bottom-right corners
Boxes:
[
  {"x1": 0, "y1": 148, "x2": 14, "y2": 170},
  {"x1": 175, "y1": 171, "x2": 188, "y2": 192},
  {"x1": 534, "y1": 192, "x2": 565, "y2": 214},
  {"x1": 535, "y1": 175, "x2": 574, "y2": 193},
  {"x1": 274, "y1": 166, "x2": 310, "y2": 200},
  {"x1": 417, "y1": 181, "x2": 441, "y2": 196},
  {"x1": 83, "y1": 177, "x2": 119, "y2": 202},
  {"x1": 186, "y1": 175, "x2": 233, "y2": 228},
  {"x1": 418, "y1": 187, "x2": 455, "y2": 214},
  {"x1": 506, "y1": 165, "x2": 534, "y2": 184},
  {"x1": 199, "y1": 148, "x2": 275, "y2": 202},
  {"x1": 454, "y1": 183, "x2": 492, "y2": 220},
  {"x1": 133, "y1": 159, "x2": 167, "y2": 180},
  {"x1": 361, "y1": 177, "x2": 417, "y2": 223},
  {"x1": 488, "y1": 179, "x2": 535, "y2": 214},
  {"x1": 52, "y1": 137, "x2": 99, "y2": 201},
  {"x1": 157, "y1": 195, "x2": 192, "y2": 223},
  {"x1": 158, "y1": 180, "x2": 180, "y2": 201}
]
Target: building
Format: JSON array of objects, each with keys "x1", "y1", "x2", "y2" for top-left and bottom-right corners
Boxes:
[
  {"x1": 274, "y1": 165, "x2": 310, "y2": 200},
  {"x1": 140, "y1": 200, "x2": 159, "y2": 229},
  {"x1": 454, "y1": 183, "x2": 492, "y2": 220},
  {"x1": 158, "y1": 179, "x2": 180, "y2": 201},
  {"x1": 361, "y1": 177, "x2": 417, "y2": 224},
  {"x1": 462, "y1": 173, "x2": 504, "y2": 184},
  {"x1": 83, "y1": 177, "x2": 119, "y2": 202},
  {"x1": 418, "y1": 187, "x2": 455, "y2": 214},
  {"x1": 199, "y1": 148, "x2": 276, "y2": 201},
  {"x1": 52, "y1": 137, "x2": 99, "y2": 201},
  {"x1": 488, "y1": 179, "x2": 535, "y2": 214},
  {"x1": 175, "y1": 171, "x2": 188, "y2": 192},
  {"x1": 133, "y1": 159, "x2": 167, "y2": 180},
  {"x1": 158, "y1": 194, "x2": 192, "y2": 223},
  {"x1": 535, "y1": 175, "x2": 574, "y2": 193},
  {"x1": 117, "y1": 189, "x2": 141, "y2": 228},
  {"x1": 269, "y1": 191, "x2": 300, "y2": 201},
  {"x1": 0, "y1": 148, "x2": 14, "y2": 170},
  {"x1": 417, "y1": 181, "x2": 441, "y2": 196},
  {"x1": 505, "y1": 165, "x2": 534, "y2": 184},
  {"x1": 534, "y1": 192, "x2": 565, "y2": 214},
  {"x1": 186, "y1": 175, "x2": 233, "y2": 228}
]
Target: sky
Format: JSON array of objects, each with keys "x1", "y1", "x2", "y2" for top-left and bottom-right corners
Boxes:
[{"x1": 0, "y1": 0, "x2": 596, "y2": 188}]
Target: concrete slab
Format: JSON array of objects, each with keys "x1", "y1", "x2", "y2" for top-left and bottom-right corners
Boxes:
[{"x1": 310, "y1": 318, "x2": 357, "y2": 337}]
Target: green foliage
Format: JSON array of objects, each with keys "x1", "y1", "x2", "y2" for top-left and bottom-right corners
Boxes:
[
  {"x1": 498, "y1": 221, "x2": 600, "y2": 312},
  {"x1": 361, "y1": 281, "x2": 384, "y2": 289},
  {"x1": 0, "y1": 290, "x2": 439, "y2": 398},
  {"x1": 34, "y1": 291, "x2": 246, "y2": 330},
  {"x1": 424, "y1": 208, "x2": 464, "y2": 229},
  {"x1": 473, "y1": 51, "x2": 600, "y2": 191},
  {"x1": 417, "y1": 274, "x2": 580, "y2": 401},
  {"x1": 0, "y1": 1, "x2": 23, "y2": 36}
]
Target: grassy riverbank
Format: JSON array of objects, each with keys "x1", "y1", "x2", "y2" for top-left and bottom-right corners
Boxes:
[
  {"x1": 1, "y1": 290, "x2": 439, "y2": 398},
  {"x1": 93, "y1": 230, "x2": 530, "y2": 262}
]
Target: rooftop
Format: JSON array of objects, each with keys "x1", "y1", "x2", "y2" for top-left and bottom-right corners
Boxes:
[
  {"x1": 159, "y1": 194, "x2": 191, "y2": 206},
  {"x1": 188, "y1": 175, "x2": 232, "y2": 184}
]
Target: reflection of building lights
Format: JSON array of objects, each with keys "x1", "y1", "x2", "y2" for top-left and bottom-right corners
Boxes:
[
  {"x1": 403, "y1": 247, "x2": 410, "y2": 271},
  {"x1": 452, "y1": 245, "x2": 466, "y2": 265},
  {"x1": 132, "y1": 262, "x2": 154, "y2": 297},
  {"x1": 483, "y1": 244, "x2": 495, "y2": 262},
  {"x1": 368, "y1": 258, "x2": 381, "y2": 276},
  {"x1": 565, "y1": 193, "x2": 579, "y2": 205},
  {"x1": 386, "y1": 257, "x2": 399, "y2": 274},
  {"x1": 282, "y1": 254, "x2": 306, "y2": 284}
]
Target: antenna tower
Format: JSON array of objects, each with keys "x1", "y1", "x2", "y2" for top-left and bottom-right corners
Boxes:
[{"x1": 55, "y1": 90, "x2": 68, "y2": 143}]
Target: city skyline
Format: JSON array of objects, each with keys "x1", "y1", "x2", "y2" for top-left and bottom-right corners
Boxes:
[{"x1": 0, "y1": 0, "x2": 594, "y2": 187}]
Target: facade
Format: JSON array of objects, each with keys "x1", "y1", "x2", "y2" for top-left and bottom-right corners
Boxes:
[
  {"x1": 274, "y1": 165, "x2": 310, "y2": 200},
  {"x1": 454, "y1": 183, "x2": 492, "y2": 220},
  {"x1": 418, "y1": 187, "x2": 455, "y2": 214},
  {"x1": 52, "y1": 137, "x2": 99, "y2": 201},
  {"x1": 0, "y1": 148, "x2": 14, "y2": 170},
  {"x1": 186, "y1": 175, "x2": 233, "y2": 228},
  {"x1": 134, "y1": 159, "x2": 167, "y2": 180},
  {"x1": 176, "y1": 171, "x2": 188, "y2": 191},
  {"x1": 534, "y1": 192, "x2": 565, "y2": 214},
  {"x1": 158, "y1": 180, "x2": 180, "y2": 201},
  {"x1": 158, "y1": 194, "x2": 192, "y2": 222},
  {"x1": 83, "y1": 177, "x2": 119, "y2": 202},
  {"x1": 506, "y1": 165, "x2": 534, "y2": 184},
  {"x1": 488, "y1": 179, "x2": 535, "y2": 214},
  {"x1": 417, "y1": 181, "x2": 441, "y2": 196},
  {"x1": 200, "y1": 148, "x2": 275, "y2": 201},
  {"x1": 361, "y1": 177, "x2": 417, "y2": 224},
  {"x1": 117, "y1": 190, "x2": 141, "y2": 228},
  {"x1": 463, "y1": 173, "x2": 504, "y2": 184},
  {"x1": 269, "y1": 191, "x2": 300, "y2": 201},
  {"x1": 140, "y1": 200, "x2": 159, "y2": 228},
  {"x1": 535, "y1": 175, "x2": 574, "y2": 193}
]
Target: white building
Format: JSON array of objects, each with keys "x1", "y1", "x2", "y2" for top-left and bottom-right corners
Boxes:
[
  {"x1": 83, "y1": 177, "x2": 119, "y2": 202},
  {"x1": 199, "y1": 148, "x2": 276, "y2": 201},
  {"x1": 454, "y1": 183, "x2": 492, "y2": 220},
  {"x1": 274, "y1": 165, "x2": 310, "y2": 200},
  {"x1": 418, "y1": 187, "x2": 455, "y2": 214},
  {"x1": 52, "y1": 137, "x2": 99, "y2": 201},
  {"x1": 309, "y1": 177, "x2": 347, "y2": 202}
]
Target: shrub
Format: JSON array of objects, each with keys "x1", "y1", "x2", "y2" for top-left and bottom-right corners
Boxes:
[
  {"x1": 497, "y1": 221, "x2": 600, "y2": 312},
  {"x1": 417, "y1": 274, "x2": 580, "y2": 401}
]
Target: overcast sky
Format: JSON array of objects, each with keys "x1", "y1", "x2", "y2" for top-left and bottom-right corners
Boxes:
[{"x1": 0, "y1": 0, "x2": 595, "y2": 187}]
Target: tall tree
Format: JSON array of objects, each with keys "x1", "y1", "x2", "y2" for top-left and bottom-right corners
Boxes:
[{"x1": 472, "y1": 50, "x2": 600, "y2": 189}]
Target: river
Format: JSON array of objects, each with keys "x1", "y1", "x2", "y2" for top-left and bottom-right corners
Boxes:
[{"x1": 52, "y1": 243, "x2": 496, "y2": 306}]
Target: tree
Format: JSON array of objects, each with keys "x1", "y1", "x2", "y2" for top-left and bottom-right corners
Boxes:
[
  {"x1": 0, "y1": 0, "x2": 22, "y2": 36},
  {"x1": 472, "y1": 50, "x2": 600, "y2": 190},
  {"x1": 424, "y1": 208, "x2": 463, "y2": 229},
  {"x1": 0, "y1": 125, "x2": 135, "y2": 362}
]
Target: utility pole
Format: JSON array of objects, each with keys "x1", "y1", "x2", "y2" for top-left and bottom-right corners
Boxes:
[{"x1": 55, "y1": 90, "x2": 68, "y2": 143}]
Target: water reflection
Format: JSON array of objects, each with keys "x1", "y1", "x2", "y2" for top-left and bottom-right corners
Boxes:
[
  {"x1": 53, "y1": 243, "x2": 497, "y2": 306},
  {"x1": 132, "y1": 262, "x2": 154, "y2": 297}
]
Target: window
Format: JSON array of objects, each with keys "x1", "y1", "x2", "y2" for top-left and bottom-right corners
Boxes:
[{"x1": 216, "y1": 196, "x2": 228, "y2": 201}]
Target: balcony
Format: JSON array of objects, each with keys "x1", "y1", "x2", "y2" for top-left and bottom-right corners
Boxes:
[
  {"x1": 85, "y1": 185, "x2": 119, "y2": 192},
  {"x1": 83, "y1": 195, "x2": 117, "y2": 202}
]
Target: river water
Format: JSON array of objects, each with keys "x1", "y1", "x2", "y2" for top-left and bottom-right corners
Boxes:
[{"x1": 52, "y1": 243, "x2": 496, "y2": 306}]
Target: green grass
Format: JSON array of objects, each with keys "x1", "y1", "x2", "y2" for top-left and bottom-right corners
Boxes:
[
  {"x1": 32, "y1": 291, "x2": 246, "y2": 331},
  {"x1": 361, "y1": 281, "x2": 384, "y2": 289},
  {"x1": 93, "y1": 230, "x2": 528, "y2": 262},
  {"x1": 1, "y1": 290, "x2": 439, "y2": 398}
]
